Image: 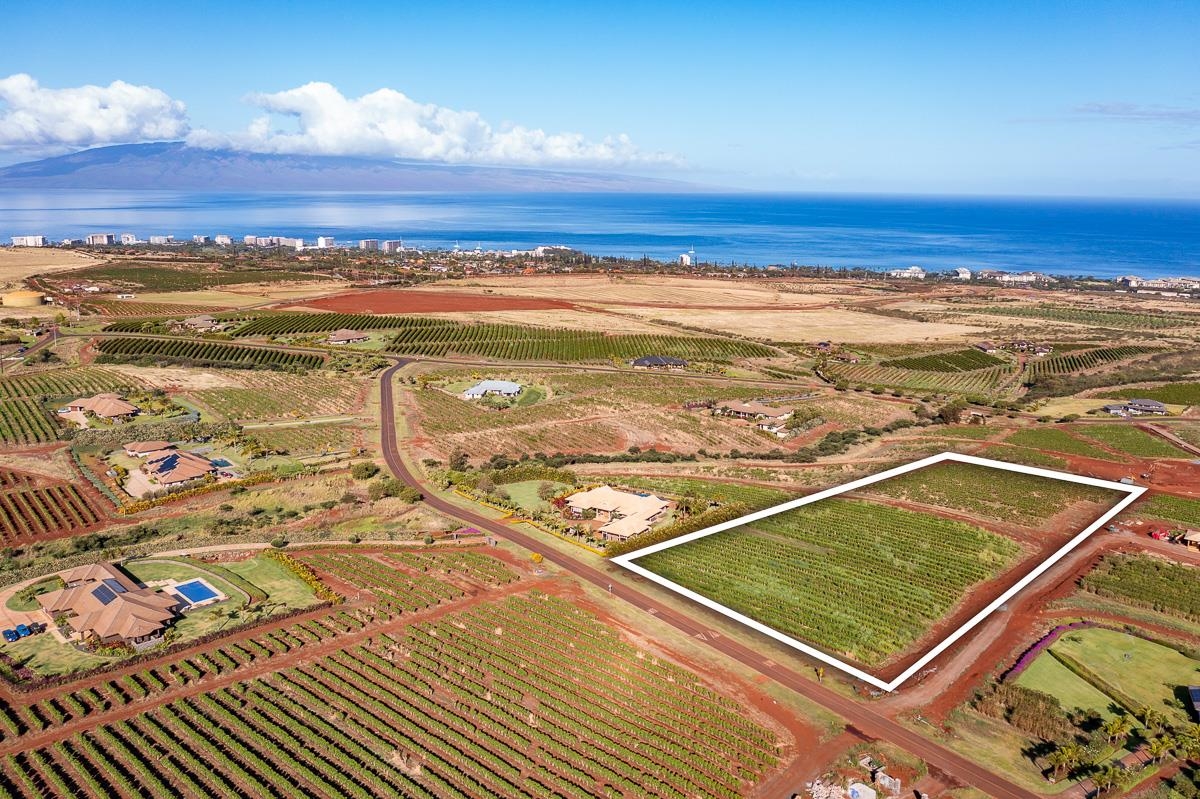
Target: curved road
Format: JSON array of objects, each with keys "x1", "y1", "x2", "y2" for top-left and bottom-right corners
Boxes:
[{"x1": 378, "y1": 362, "x2": 1039, "y2": 799}]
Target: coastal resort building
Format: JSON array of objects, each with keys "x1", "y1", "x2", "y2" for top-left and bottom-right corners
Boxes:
[
  {"x1": 326, "y1": 328, "x2": 369, "y2": 345},
  {"x1": 37, "y1": 563, "x2": 179, "y2": 649},
  {"x1": 463, "y1": 380, "x2": 523, "y2": 400},
  {"x1": 565, "y1": 486, "x2": 671, "y2": 542},
  {"x1": 715, "y1": 400, "x2": 793, "y2": 423},
  {"x1": 64, "y1": 393, "x2": 139, "y2": 420},
  {"x1": 143, "y1": 449, "x2": 217, "y2": 487},
  {"x1": 1103, "y1": 399, "x2": 1169, "y2": 417},
  {"x1": 886, "y1": 266, "x2": 926, "y2": 280},
  {"x1": 632, "y1": 355, "x2": 688, "y2": 370}
]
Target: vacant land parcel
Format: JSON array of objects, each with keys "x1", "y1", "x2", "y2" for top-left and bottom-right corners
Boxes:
[{"x1": 617, "y1": 454, "x2": 1135, "y2": 689}]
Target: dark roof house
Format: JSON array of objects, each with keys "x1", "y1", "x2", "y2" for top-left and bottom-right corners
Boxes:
[{"x1": 631, "y1": 355, "x2": 687, "y2": 369}]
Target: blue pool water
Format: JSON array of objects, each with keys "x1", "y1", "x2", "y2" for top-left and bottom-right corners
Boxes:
[{"x1": 175, "y1": 580, "x2": 218, "y2": 604}]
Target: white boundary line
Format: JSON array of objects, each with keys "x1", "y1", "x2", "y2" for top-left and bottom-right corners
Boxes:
[{"x1": 611, "y1": 452, "x2": 1145, "y2": 692}]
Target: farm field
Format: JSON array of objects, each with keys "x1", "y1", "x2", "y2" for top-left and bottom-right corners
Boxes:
[
  {"x1": 49, "y1": 264, "x2": 332, "y2": 292},
  {"x1": 631, "y1": 497, "x2": 1021, "y2": 665},
  {"x1": 95, "y1": 337, "x2": 323, "y2": 371},
  {"x1": 294, "y1": 288, "x2": 576, "y2": 313},
  {"x1": 1128, "y1": 494, "x2": 1200, "y2": 528},
  {"x1": 81, "y1": 300, "x2": 229, "y2": 317},
  {"x1": 960, "y1": 304, "x2": 1200, "y2": 330},
  {"x1": 859, "y1": 461, "x2": 1122, "y2": 526},
  {"x1": 1023, "y1": 345, "x2": 1164, "y2": 379},
  {"x1": 0, "y1": 399, "x2": 59, "y2": 445},
  {"x1": 1080, "y1": 554, "x2": 1200, "y2": 622},
  {"x1": 188, "y1": 372, "x2": 366, "y2": 421},
  {"x1": 0, "y1": 367, "x2": 131, "y2": 400},
  {"x1": 880, "y1": 348, "x2": 1008, "y2": 372},
  {"x1": 614, "y1": 475, "x2": 796, "y2": 512},
  {"x1": 0, "y1": 592, "x2": 783, "y2": 799},
  {"x1": 1099, "y1": 382, "x2": 1200, "y2": 406},
  {"x1": 0, "y1": 484, "x2": 103, "y2": 545},
  {"x1": 249, "y1": 422, "x2": 358, "y2": 455},
  {"x1": 824, "y1": 362, "x2": 1016, "y2": 395},
  {"x1": 0, "y1": 248, "x2": 97, "y2": 290},
  {"x1": 1002, "y1": 428, "x2": 1115, "y2": 460},
  {"x1": 1074, "y1": 424, "x2": 1190, "y2": 458}
]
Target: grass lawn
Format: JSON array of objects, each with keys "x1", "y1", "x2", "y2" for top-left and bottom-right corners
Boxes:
[
  {"x1": 1052, "y1": 628, "x2": 1200, "y2": 723},
  {"x1": 501, "y1": 479, "x2": 572, "y2": 514},
  {"x1": 0, "y1": 631, "x2": 119, "y2": 677},
  {"x1": 514, "y1": 386, "x2": 545, "y2": 407},
  {"x1": 943, "y1": 710, "x2": 1078, "y2": 795},
  {"x1": 1075, "y1": 424, "x2": 1190, "y2": 458},
  {"x1": 5, "y1": 577, "x2": 64, "y2": 612},
  {"x1": 1015, "y1": 652, "x2": 1122, "y2": 719},
  {"x1": 223, "y1": 554, "x2": 318, "y2": 611},
  {"x1": 1005, "y1": 428, "x2": 1115, "y2": 460}
]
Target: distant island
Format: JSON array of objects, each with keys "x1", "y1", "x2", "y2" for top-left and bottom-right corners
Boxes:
[{"x1": 0, "y1": 141, "x2": 696, "y2": 193}]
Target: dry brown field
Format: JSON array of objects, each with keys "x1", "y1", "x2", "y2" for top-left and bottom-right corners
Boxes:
[{"x1": 0, "y1": 249, "x2": 98, "y2": 291}]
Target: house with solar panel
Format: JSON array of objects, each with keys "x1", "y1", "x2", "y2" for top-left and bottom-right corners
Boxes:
[{"x1": 37, "y1": 563, "x2": 179, "y2": 649}]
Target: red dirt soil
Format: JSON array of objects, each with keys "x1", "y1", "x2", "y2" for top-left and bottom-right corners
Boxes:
[{"x1": 289, "y1": 288, "x2": 576, "y2": 314}]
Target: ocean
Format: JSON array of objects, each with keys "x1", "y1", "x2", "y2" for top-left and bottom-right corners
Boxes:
[{"x1": 2, "y1": 190, "x2": 1198, "y2": 279}]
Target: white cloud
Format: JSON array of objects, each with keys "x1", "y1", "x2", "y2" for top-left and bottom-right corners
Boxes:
[
  {"x1": 0, "y1": 74, "x2": 189, "y2": 151},
  {"x1": 187, "y1": 81, "x2": 678, "y2": 168}
]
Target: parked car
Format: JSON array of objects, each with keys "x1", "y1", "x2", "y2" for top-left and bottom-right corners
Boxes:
[
  {"x1": 1, "y1": 629, "x2": 18, "y2": 643},
  {"x1": 15, "y1": 624, "x2": 31, "y2": 637}
]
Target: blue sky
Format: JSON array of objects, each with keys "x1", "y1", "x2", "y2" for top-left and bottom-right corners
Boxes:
[{"x1": 0, "y1": 0, "x2": 1197, "y2": 196}]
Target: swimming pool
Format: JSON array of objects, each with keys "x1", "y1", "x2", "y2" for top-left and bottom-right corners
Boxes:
[{"x1": 174, "y1": 579, "x2": 219, "y2": 604}]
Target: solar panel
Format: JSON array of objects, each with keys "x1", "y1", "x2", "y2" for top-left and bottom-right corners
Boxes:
[
  {"x1": 101, "y1": 578, "x2": 128, "y2": 594},
  {"x1": 91, "y1": 584, "x2": 117, "y2": 605}
]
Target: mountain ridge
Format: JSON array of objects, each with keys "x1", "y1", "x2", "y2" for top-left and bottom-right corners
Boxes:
[{"x1": 0, "y1": 142, "x2": 695, "y2": 192}]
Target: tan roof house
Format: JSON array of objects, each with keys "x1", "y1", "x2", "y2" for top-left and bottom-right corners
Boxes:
[
  {"x1": 715, "y1": 400, "x2": 792, "y2": 422},
  {"x1": 327, "y1": 328, "x2": 369, "y2": 345},
  {"x1": 37, "y1": 563, "x2": 177, "y2": 647},
  {"x1": 66, "y1": 393, "x2": 139, "y2": 419},
  {"x1": 182, "y1": 314, "x2": 220, "y2": 331},
  {"x1": 123, "y1": 441, "x2": 173, "y2": 457},
  {"x1": 566, "y1": 486, "x2": 670, "y2": 541},
  {"x1": 143, "y1": 450, "x2": 216, "y2": 486}
]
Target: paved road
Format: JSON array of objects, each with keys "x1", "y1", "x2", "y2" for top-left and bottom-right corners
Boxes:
[{"x1": 377, "y1": 361, "x2": 1040, "y2": 799}]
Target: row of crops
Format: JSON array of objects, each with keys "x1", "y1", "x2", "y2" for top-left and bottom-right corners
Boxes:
[
  {"x1": 250, "y1": 423, "x2": 357, "y2": 455},
  {"x1": 0, "y1": 368, "x2": 130, "y2": 400},
  {"x1": 1080, "y1": 554, "x2": 1200, "y2": 622},
  {"x1": 386, "y1": 323, "x2": 776, "y2": 362},
  {"x1": 862, "y1": 462, "x2": 1120, "y2": 526},
  {"x1": 966, "y1": 304, "x2": 1200, "y2": 330},
  {"x1": 880, "y1": 348, "x2": 1007, "y2": 372},
  {"x1": 1024, "y1": 345, "x2": 1164, "y2": 378},
  {"x1": 84, "y1": 301, "x2": 226, "y2": 318},
  {"x1": 0, "y1": 559, "x2": 779, "y2": 799},
  {"x1": 94, "y1": 338, "x2": 323, "y2": 371},
  {"x1": 824, "y1": 362, "x2": 1016, "y2": 395},
  {"x1": 0, "y1": 400, "x2": 59, "y2": 446},
  {"x1": 0, "y1": 485, "x2": 101, "y2": 544},
  {"x1": 60, "y1": 265, "x2": 327, "y2": 292},
  {"x1": 633, "y1": 497, "x2": 1022, "y2": 665},
  {"x1": 234, "y1": 312, "x2": 445, "y2": 336}
]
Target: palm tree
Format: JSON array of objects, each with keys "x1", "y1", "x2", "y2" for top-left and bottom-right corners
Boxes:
[
  {"x1": 1102, "y1": 714, "x2": 1134, "y2": 746},
  {"x1": 1138, "y1": 706, "x2": 1167, "y2": 735},
  {"x1": 1175, "y1": 725, "x2": 1200, "y2": 760},
  {"x1": 1052, "y1": 742, "x2": 1087, "y2": 778},
  {"x1": 1092, "y1": 763, "x2": 1125, "y2": 793},
  {"x1": 1146, "y1": 735, "x2": 1174, "y2": 764},
  {"x1": 1047, "y1": 748, "x2": 1072, "y2": 779}
]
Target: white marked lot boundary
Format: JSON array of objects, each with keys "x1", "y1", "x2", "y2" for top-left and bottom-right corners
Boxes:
[{"x1": 611, "y1": 452, "x2": 1144, "y2": 692}]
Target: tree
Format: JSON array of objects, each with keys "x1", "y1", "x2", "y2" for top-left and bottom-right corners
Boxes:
[
  {"x1": 936, "y1": 397, "x2": 967, "y2": 425},
  {"x1": 1138, "y1": 706, "x2": 1167, "y2": 736},
  {"x1": 537, "y1": 481, "x2": 557, "y2": 501},
  {"x1": 1102, "y1": 714, "x2": 1134, "y2": 746},
  {"x1": 350, "y1": 462, "x2": 380, "y2": 480},
  {"x1": 448, "y1": 449, "x2": 470, "y2": 471},
  {"x1": 1092, "y1": 763, "x2": 1125, "y2": 793},
  {"x1": 1146, "y1": 735, "x2": 1174, "y2": 764},
  {"x1": 475, "y1": 475, "x2": 495, "y2": 494}
]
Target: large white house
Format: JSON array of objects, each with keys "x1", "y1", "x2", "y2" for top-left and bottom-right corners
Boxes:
[
  {"x1": 566, "y1": 486, "x2": 670, "y2": 541},
  {"x1": 887, "y1": 266, "x2": 926, "y2": 280},
  {"x1": 463, "y1": 380, "x2": 523, "y2": 400}
]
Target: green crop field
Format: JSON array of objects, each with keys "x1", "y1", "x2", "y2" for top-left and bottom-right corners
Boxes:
[
  {"x1": 0, "y1": 399, "x2": 59, "y2": 445},
  {"x1": 632, "y1": 497, "x2": 1021, "y2": 665},
  {"x1": 56, "y1": 265, "x2": 329, "y2": 292},
  {"x1": 1130, "y1": 494, "x2": 1200, "y2": 528},
  {"x1": 234, "y1": 312, "x2": 444, "y2": 337},
  {"x1": 0, "y1": 367, "x2": 130, "y2": 400},
  {"x1": 83, "y1": 300, "x2": 228, "y2": 318},
  {"x1": 880, "y1": 348, "x2": 1007, "y2": 372},
  {"x1": 1081, "y1": 554, "x2": 1200, "y2": 622},
  {"x1": 1074, "y1": 424, "x2": 1190, "y2": 458},
  {"x1": 191, "y1": 373, "x2": 365, "y2": 420},
  {"x1": 1023, "y1": 346, "x2": 1164, "y2": 379},
  {"x1": 823, "y1": 362, "x2": 1016, "y2": 395},
  {"x1": 389, "y1": 324, "x2": 776, "y2": 362},
  {"x1": 251, "y1": 423, "x2": 357, "y2": 455},
  {"x1": 616, "y1": 476, "x2": 796, "y2": 512},
  {"x1": 968, "y1": 304, "x2": 1199, "y2": 330},
  {"x1": 862, "y1": 462, "x2": 1120, "y2": 525},
  {"x1": 1099, "y1": 383, "x2": 1200, "y2": 406},
  {"x1": 95, "y1": 338, "x2": 323, "y2": 371},
  {"x1": 1003, "y1": 428, "x2": 1115, "y2": 460}
]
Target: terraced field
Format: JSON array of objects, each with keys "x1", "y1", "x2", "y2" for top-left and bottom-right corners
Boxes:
[
  {"x1": 632, "y1": 497, "x2": 1021, "y2": 665},
  {"x1": 824, "y1": 362, "x2": 1016, "y2": 395}
]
